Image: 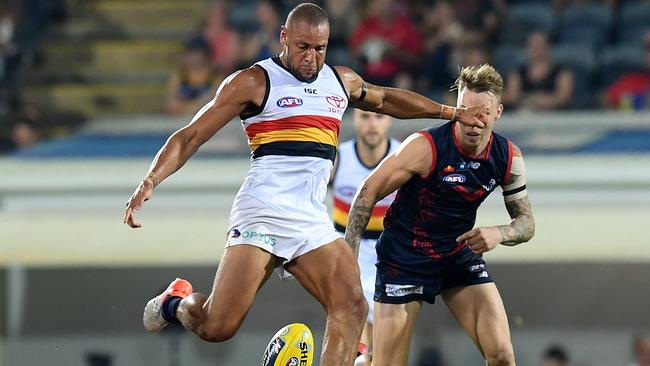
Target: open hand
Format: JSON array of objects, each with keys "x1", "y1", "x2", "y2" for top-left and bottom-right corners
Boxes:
[
  {"x1": 123, "y1": 180, "x2": 154, "y2": 228},
  {"x1": 455, "y1": 104, "x2": 486, "y2": 128}
]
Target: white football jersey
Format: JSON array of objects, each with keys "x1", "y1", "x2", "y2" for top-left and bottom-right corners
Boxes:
[{"x1": 332, "y1": 138, "x2": 400, "y2": 238}]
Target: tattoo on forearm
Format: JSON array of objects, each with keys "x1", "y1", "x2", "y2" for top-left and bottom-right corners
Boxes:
[
  {"x1": 344, "y1": 186, "x2": 375, "y2": 257},
  {"x1": 497, "y1": 196, "x2": 535, "y2": 246}
]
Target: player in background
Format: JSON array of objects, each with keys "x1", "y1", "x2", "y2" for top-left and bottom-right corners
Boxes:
[{"x1": 330, "y1": 109, "x2": 399, "y2": 365}]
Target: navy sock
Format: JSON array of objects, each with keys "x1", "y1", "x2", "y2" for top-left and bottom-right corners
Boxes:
[{"x1": 161, "y1": 296, "x2": 182, "y2": 324}]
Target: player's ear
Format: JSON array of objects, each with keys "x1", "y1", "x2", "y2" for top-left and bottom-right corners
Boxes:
[
  {"x1": 496, "y1": 103, "x2": 504, "y2": 120},
  {"x1": 280, "y1": 25, "x2": 288, "y2": 47}
]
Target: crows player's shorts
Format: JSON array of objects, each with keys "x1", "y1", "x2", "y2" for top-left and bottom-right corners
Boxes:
[
  {"x1": 226, "y1": 156, "x2": 341, "y2": 278},
  {"x1": 226, "y1": 193, "x2": 341, "y2": 278},
  {"x1": 374, "y1": 233, "x2": 493, "y2": 304}
]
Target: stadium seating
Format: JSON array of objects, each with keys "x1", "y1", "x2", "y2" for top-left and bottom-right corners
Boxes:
[
  {"x1": 499, "y1": 3, "x2": 556, "y2": 45},
  {"x1": 558, "y1": 5, "x2": 612, "y2": 51},
  {"x1": 600, "y1": 45, "x2": 646, "y2": 86}
]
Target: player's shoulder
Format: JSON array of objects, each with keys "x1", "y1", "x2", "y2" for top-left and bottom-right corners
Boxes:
[
  {"x1": 490, "y1": 129, "x2": 523, "y2": 158},
  {"x1": 511, "y1": 142, "x2": 523, "y2": 157},
  {"x1": 332, "y1": 66, "x2": 361, "y2": 87},
  {"x1": 229, "y1": 65, "x2": 266, "y2": 86},
  {"x1": 397, "y1": 131, "x2": 435, "y2": 155},
  {"x1": 218, "y1": 66, "x2": 267, "y2": 103},
  {"x1": 332, "y1": 65, "x2": 356, "y2": 77}
]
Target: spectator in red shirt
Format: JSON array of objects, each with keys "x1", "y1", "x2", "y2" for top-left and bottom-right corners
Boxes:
[
  {"x1": 602, "y1": 30, "x2": 650, "y2": 110},
  {"x1": 199, "y1": 0, "x2": 240, "y2": 74},
  {"x1": 349, "y1": 0, "x2": 423, "y2": 87}
]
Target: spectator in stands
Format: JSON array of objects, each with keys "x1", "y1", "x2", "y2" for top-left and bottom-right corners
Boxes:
[
  {"x1": 199, "y1": 0, "x2": 240, "y2": 75},
  {"x1": 601, "y1": 30, "x2": 650, "y2": 111},
  {"x1": 504, "y1": 31, "x2": 574, "y2": 110},
  {"x1": 0, "y1": 3, "x2": 15, "y2": 76},
  {"x1": 0, "y1": 3, "x2": 19, "y2": 112},
  {"x1": 0, "y1": 115, "x2": 42, "y2": 153},
  {"x1": 417, "y1": 1, "x2": 463, "y2": 95},
  {"x1": 542, "y1": 344, "x2": 569, "y2": 366},
  {"x1": 452, "y1": 0, "x2": 507, "y2": 45},
  {"x1": 324, "y1": 0, "x2": 359, "y2": 65},
  {"x1": 349, "y1": 0, "x2": 423, "y2": 87},
  {"x1": 629, "y1": 333, "x2": 650, "y2": 366},
  {"x1": 166, "y1": 37, "x2": 221, "y2": 117},
  {"x1": 239, "y1": 0, "x2": 283, "y2": 66}
]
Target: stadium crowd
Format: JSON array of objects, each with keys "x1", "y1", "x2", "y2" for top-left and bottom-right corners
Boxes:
[
  {"x1": 168, "y1": 0, "x2": 650, "y2": 113},
  {"x1": 2, "y1": 0, "x2": 650, "y2": 154}
]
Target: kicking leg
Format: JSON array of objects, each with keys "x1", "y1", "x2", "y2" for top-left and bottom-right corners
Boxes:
[
  {"x1": 144, "y1": 244, "x2": 276, "y2": 342},
  {"x1": 286, "y1": 238, "x2": 368, "y2": 366},
  {"x1": 442, "y1": 283, "x2": 515, "y2": 366},
  {"x1": 371, "y1": 301, "x2": 422, "y2": 366}
]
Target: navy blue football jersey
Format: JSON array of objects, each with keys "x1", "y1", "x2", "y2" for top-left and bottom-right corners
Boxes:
[{"x1": 380, "y1": 121, "x2": 513, "y2": 269}]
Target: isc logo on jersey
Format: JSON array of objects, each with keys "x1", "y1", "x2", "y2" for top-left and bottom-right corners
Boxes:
[
  {"x1": 277, "y1": 97, "x2": 303, "y2": 108},
  {"x1": 260, "y1": 323, "x2": 314, "y2": 366}
]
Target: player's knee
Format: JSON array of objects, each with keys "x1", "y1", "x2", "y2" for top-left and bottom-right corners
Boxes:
[
  {"x1": 486, "y1": 345, "x2": 515, "y2": 366},
  {"x1": 197, "y1": 322, "x2": 238, "y2": 343},
  {"x1": 328, "y1": 288, "x2": 367, "y2": 325},
  {"x1": 346, "y1": 289, "x2": 369, "y2": 325}
]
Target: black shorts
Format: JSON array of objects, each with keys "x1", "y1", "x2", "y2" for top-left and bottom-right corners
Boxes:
[{"x1": 374, "y1": 246, "x2": 494, "y2": 305}]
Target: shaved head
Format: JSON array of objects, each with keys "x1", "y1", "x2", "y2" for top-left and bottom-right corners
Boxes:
[
  {"x1": 286, "y1": 3, "x2": 329, "y2": 28},
  {"x1": 279, "y1": 2, "x2": 330, "y2": 82}
]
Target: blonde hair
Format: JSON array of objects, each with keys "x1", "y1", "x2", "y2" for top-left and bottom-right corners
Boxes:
[{"x1": 452, "y1": 64, "x2": 504, "y2": 102}]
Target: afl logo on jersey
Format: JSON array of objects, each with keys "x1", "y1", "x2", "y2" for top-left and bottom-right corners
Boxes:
[
  {"x1": 443, "y1": 174, "x2": 466, "y2": 183},
  {"x1": 326, "y1": 95, "x2": 346, "y2": 109},
  {"x1": 277, "y1": 97, "x2": 303, "y2": 108}
]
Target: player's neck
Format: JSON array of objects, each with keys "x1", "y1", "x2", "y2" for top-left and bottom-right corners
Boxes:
[{"x1": 355, "y1": 139, "x2": 389, "y2": 168}]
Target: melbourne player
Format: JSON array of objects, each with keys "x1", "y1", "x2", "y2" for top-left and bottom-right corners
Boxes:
[
  {"x1": 345, "y1": 64, "x2": 535, "y2": 366},
  {"x1": 124, "y1": 4, "x2": 485, "y2": 366},
  {"x1": 330, "y1": 109, "x2": 399, "y2": 364}
]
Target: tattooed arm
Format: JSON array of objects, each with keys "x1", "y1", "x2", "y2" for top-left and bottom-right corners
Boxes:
[
  {"x1": 345, "y1": 133, "x2": 434, "y2": 256},
  {"x1": 496, "y1": 196, "x2": 535, "y2": 246},
  {"x1": 497, "y1": 143, "x2": 535, "y2": 246},
  {"x1": 457, "y1": 143, "x2": 535, "y2": 254}
]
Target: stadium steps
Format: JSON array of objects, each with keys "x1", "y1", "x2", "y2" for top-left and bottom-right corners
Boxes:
[
  {"x1": 46, "y1": 16, "x2": 200, "y2": 40},
  {"x1": 25, "y1": 0, "x2": 204, "y2": 116},
  {"x1": 28, "y1": 40, "x2": 181, "y2": 83},
  {"x1": 24, "y1": 83, "x2": 167, "y2": 116},
  {"x1": 47, "y1": 0, "x2": 204, "y2": 40}
]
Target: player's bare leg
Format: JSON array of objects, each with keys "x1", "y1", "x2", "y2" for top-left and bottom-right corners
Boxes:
[
  {"x1": 442, "y1": 283, "x2": 515, "y2": 366},
  {"x1": 371, "y1": 301, "x2": 422, "y2": 366},
  {"x1": 360, "y1": 323, "x2": 372, "y2": 349},
  {"x1": 286, "y1": 238, "x2": 368, "y2": 366},
  {"x1": 353, "y1": 322, "x2": 373, "y2": 365},
  {"x1": 144, "y1": 245, "x2": 276, "y2": 342}
]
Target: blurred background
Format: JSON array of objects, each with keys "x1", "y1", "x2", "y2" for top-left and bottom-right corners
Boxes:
[{"x1": 0, "y1": 0, "x2": 649, "y2": 365}]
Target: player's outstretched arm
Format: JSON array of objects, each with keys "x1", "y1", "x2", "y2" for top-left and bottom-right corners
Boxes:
[
  {"x1": 334, "y1": 66, "x2": 485, "y2": 128},
  {"x1": 457, "y1": 144, "x2": 535, "y2": 253},
  {"x1": 345, "y1": 133, "x2": 434, "y2": 256},
  {"x1": 124, "y1": 67, "x2": 266, "y2": 228}
]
